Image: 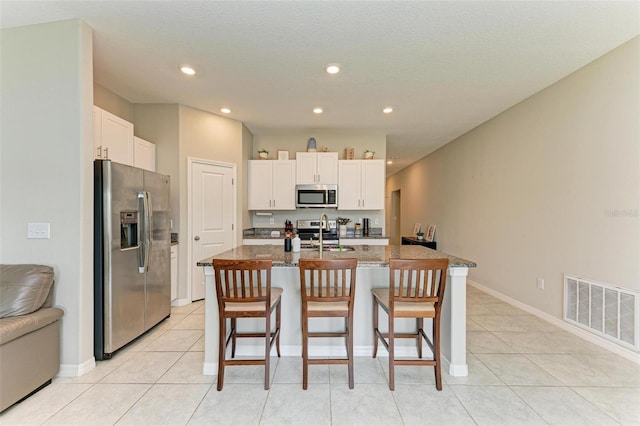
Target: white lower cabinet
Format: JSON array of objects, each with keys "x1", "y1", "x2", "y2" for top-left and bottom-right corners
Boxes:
[{"x1": 170, "y1": 245, "x2": 178, "y2": 302}]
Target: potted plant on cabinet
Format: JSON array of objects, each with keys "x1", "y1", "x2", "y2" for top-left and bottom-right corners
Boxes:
[
  {"x1": 364, "y1": 149, "x2": 375, "y2": 159},
  {"x1": 258, "y1": 149, "x2": 269, "y2": 160},
  {"x1": 416, "y1": 231, "x2": 425, "y2": 241}
]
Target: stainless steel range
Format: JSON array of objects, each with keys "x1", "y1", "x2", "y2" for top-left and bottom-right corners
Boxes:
[{"x1": 296, "y1": 219, "x2": 338, "y2": 245}]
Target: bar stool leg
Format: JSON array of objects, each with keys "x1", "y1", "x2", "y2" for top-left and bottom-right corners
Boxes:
[
  {"x1": 416, "y1": 318, "x2": 423, "y2": 358},
  {"x1": 372, "y1": 296, "x2": 379, "y2": 358},
  {"x1": 276, "y1": 300, "x2": 281, "y2": 357},
  {"x1": 217, "y1": 316, "x2": 227, "y2": 391},
  {"x1": 388, "y1": 315, "x2": 395, "y2": 391},
  {"x1": 347, "y1": 314, "x2": 354, "y2": 389}
]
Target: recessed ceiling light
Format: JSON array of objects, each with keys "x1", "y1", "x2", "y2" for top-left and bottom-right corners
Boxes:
[
  {"x1": 325, "y1": 64, "x2": 340, "y2": 75},
  {"x1": 180, "y1": 65, "x2": 196, "y2": 75},
  {"x1": 313, "y1": 107, "x2": 323, "y2": 114},
  {"x1": 387, "y1": 160, "x2": 393, "y2": 165},
  {"x1": 383, "y1": 107, "x2": 393, "y2": 114},
  {"x1": 220, "y1": 108, "x2": 231, "y2": 114}
]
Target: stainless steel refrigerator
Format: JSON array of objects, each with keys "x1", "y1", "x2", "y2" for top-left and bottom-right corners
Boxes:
[{"x1": 94, "y1": 159, "x2": 171, "y2": 360}]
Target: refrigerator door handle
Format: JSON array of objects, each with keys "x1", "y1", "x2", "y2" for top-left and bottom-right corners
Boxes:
[
  {"x1": 146, "y1": 193, "x2": 153, "y2": 267},
  {"x1": 138, "y1": 191, "x2": 151, "y2": 273}
]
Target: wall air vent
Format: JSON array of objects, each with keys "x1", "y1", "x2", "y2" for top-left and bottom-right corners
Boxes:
[{"x1": 564, "y1": 275, "x2": 639, "y2": 351}]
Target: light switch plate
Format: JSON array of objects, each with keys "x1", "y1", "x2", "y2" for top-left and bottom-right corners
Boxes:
[{"x1": 27, "y1": 223, "x2": 50, "y2": 239}]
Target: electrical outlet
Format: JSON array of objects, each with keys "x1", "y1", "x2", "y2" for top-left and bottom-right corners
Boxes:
[
  {"x1": 537, "y1": 278, "x2": 545, "y2": 289},
  {"x1": 374, "y1": 218, "x2": 379, "y2": 225},
  {"x1": 27, "y1": 222, "x2": 50, "y2": 239},
  {"x1": 269, "y1": 218, "x2": 274, "y2": 225}
]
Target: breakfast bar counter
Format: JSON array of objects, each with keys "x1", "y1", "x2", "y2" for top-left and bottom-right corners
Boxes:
[{"x1": 198, "y1": 245, "x2": 476, "y2": 377}]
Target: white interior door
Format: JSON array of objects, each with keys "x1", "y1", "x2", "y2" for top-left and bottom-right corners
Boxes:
[{"x1": 190, "y1": 159, "x2": 235, "y2": 301}]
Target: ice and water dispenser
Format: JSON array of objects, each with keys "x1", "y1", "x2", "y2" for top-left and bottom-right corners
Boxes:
[{"x1": 120, "y1": 211, "x2": 139, "y2": 249}]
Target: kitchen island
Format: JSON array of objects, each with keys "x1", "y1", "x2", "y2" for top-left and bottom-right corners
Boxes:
[{"x1": 198, "y1": 245, "x2": 476, "y2": 377}]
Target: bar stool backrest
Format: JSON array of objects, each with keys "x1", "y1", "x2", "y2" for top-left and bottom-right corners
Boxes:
[
  {"x1": 299, "y1": 258, "x2": 357, "y2": 303},
  {"x1": 389, "y1": 258, "x2": 449, "y2": 311}
]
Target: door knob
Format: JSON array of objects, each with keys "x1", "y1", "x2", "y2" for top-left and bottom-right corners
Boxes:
[{"x1": 194, "y1": 236, "x2": 200, "y2": 241}]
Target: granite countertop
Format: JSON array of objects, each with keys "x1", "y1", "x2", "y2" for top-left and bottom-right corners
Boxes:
[{"x1": 197, "y1": 244, "x2": 476, "y2": 268}]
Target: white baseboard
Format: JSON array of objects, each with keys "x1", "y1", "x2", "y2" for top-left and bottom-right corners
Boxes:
[
  {"x1": 171, "y1": 298, "x2": 191, "y2": 307},
  {"x1": 467, "y1": 279, "x2": 640, "y2": 365},
  {"x1": 57, "y1": 357, "x2": 96, "y2": 377}
]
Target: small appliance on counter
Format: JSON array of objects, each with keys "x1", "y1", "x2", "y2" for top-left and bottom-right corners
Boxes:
[
  {"x1": 284, "y1": 220, "x2": 293, "y2": 237},
  {"x1": 362, "y1": 218, "x2": 370, "y2": 236},
  {"x1": 296, "y1": 219, "x2": 338, "y2": 244}
]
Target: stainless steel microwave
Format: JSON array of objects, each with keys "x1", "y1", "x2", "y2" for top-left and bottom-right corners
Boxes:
[{"x1": 295, "y1": 184, "x2": 338, "y2": 208}]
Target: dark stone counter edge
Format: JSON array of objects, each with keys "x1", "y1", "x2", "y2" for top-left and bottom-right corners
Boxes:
[{"x1": 242, "y1": 235, "x2": 390, "y2": 240}]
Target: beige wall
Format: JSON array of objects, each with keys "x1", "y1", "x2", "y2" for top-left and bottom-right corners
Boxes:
[
  {"x1": 1, "y1": 19, "x2": 95, "y2": 372},
  {"x1": 133, "y1": 104, "x2": 180, "y2": 230},
  {"x1": 387, "y1": 37, "x2": 640, "y2": 319},
  {"x1": 94, "y1": 84, "x2": 134, "y2": 122}
]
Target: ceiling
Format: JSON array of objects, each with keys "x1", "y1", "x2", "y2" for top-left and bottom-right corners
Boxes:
[{"x1": 2, "y1": 1, "x2": 638, "y2": 176}]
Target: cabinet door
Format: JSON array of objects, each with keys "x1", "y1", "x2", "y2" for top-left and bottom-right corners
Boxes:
[
  {"x1": 361, "y1": 160, "x2": 385, "y2": 209},
  {"x1": 295, "y1": 152, "x2": 317, "y2": 184},
  {"x1": 271, "y1": 160, "x2": 296, "y2": 210},
  {"x1": 100, "y1": 109, "x2": 134, "y2": 165},
  {"x1": 248, "y1": 160, "x2": 273, "y2": 209},
  {"x1": 338, "y1": 160, "x2": 362, "y2": 210},
  {"x1": 133, "y1": 136, "x2": 156, "y2": 171},
  {"x1": 316, "y1": 152, "x2": 338, "y2": 184}
]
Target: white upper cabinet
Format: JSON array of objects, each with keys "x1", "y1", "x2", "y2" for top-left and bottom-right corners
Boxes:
[
  {"x1": 295, "y1": 152, "x2": 338, "y2": 184},
  {"x1": 248, "y1": 160, "x2": 296, "y2": 210},
  {"x1": 93, "y1": 106, "x2": 134, "y2": 166},
  {"x1": 133, "y1": 136, "x2": 156, "y2": 171},
  {"x1": 338, "y1": 159, "x2": 385, "y2": 210}
]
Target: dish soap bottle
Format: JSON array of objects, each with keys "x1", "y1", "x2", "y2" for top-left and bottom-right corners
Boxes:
[{"x1": 292, "y1": 234, "x2": 301, "y2": 252}]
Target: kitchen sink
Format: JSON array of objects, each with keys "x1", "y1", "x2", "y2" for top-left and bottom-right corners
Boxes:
[{"x1": 299, "y1": 245, "x2": 356, "y2": 252}]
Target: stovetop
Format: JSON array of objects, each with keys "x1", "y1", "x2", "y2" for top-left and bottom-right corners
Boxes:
[{"x1": 296, "y1": 219, "x2": 338, "y2": 243}]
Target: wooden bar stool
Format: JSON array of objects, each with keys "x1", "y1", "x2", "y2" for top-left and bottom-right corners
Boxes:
[
  {"x1": 372, "y1": 258, "x2": 449, "y2": 390},
  {"x1": 213, "y1": 259, "x2": 282, "y2": 391},
  {"x1": 298, "y1": 258, "x2": 358, "y2": 389}
]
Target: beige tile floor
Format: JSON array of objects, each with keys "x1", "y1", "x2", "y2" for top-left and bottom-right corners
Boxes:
[{"x1": 2, "y1": 286, "x2": 640, "y2": 425}]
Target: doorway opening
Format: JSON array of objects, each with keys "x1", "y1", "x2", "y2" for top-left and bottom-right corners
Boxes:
[{"x1": 390, "y1": 189, "x2": 401, "y2": 245}]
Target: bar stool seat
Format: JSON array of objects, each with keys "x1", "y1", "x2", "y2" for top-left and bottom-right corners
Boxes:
[{"x1": 370, "y1": 288, "x2": 435, "y2": 316}]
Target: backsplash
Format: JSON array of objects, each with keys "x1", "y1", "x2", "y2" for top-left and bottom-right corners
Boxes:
[{"x1": 251, "y1": 210, "x2": 384, "y2": 233}]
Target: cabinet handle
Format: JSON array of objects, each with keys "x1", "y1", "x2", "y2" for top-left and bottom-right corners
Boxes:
[
  {"x1": 97, "y1": 146, "x2": 102, "y2": 158},
  {"x1": 104, "y1": 147, "x2": 109, "y2": 159},
  {"x1": 272, "y1": 200, "x2": 276, "y2": 207}
]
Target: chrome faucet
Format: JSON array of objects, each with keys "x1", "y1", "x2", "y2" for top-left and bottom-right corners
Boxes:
[{"x1": 319, "y1": 213, "x2": 328, "y2": 254}]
